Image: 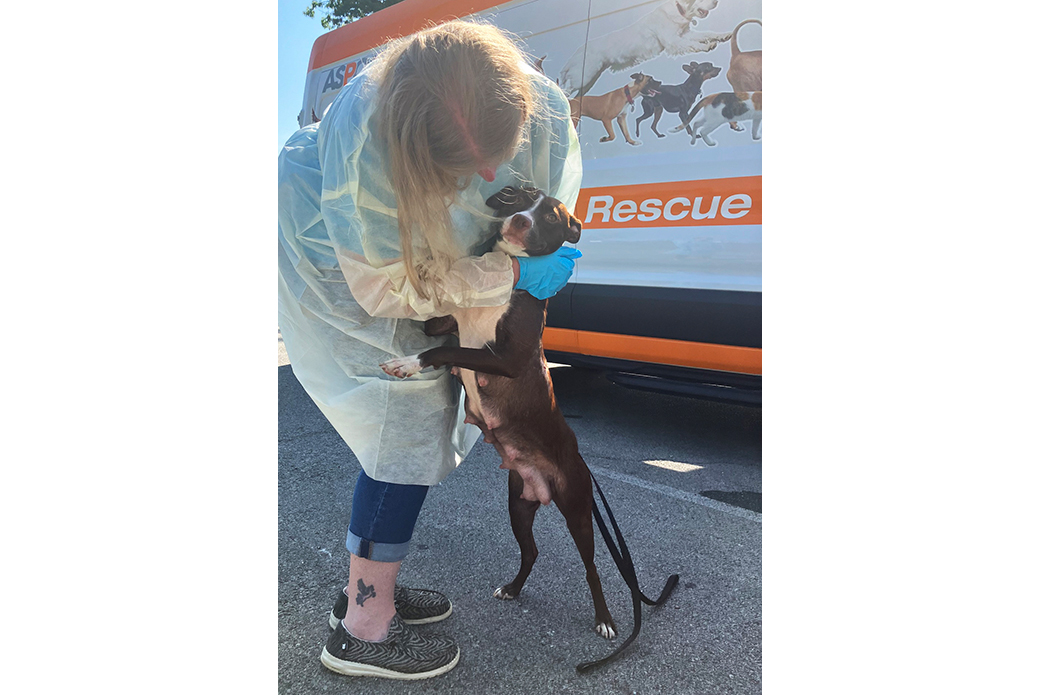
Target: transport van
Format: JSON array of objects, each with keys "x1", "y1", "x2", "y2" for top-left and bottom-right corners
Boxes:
[{"x1": 296, "y1": 0, "x2": 762, "y2": 404}]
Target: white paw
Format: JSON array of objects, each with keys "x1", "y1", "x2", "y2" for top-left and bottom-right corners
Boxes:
[
  {"x1": 629, "y1": 139, "x2": 641, "y2": 146},
  {"x1": 596, "y1": 622, "x2": 617, "y2": 640},
  {"x1": 670, "y1": 125, "x2": 684, "y2": 133},
  {"x1": 380, "y1": 355, "x2": 423, "y2": 378},
  {"x1": 493, "y1": 586, "x2": 516, "y2": 600}
]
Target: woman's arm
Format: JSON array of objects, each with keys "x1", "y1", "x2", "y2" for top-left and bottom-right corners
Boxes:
[{"x1": 335, "y1": 248, "x2": 517, "y2": 322}]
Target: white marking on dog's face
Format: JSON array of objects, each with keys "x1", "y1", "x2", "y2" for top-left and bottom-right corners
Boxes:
[{"x1": 498, "y1": 194, "x2": 544, "y2": 251}]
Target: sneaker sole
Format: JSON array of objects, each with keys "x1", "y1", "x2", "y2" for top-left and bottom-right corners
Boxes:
[
  {"x1": 320, "y1": 645, "x2": 460, "y2": 680},
  {"x1": 328, "y1": 602, "x2": 452, "y2": 630}
]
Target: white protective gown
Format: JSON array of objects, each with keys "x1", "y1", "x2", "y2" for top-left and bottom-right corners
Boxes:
[{"x1": 277, "y1": 61, "x2": 582, "y2": 485}]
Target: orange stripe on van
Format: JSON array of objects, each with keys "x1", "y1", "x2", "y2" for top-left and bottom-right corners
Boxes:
[
  {"x1": 574, "y1": 176, "x2": 762, "y2": 230},
  {"x1": 308, "y1": 0, "x2": 508, "y2": 71},
  {"x1": 543, "y1": 328, "x2": 762, "y2": 375}
]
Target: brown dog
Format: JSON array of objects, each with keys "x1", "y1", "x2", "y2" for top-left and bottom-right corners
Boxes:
[
  {"x1": 725, "y1": 19, "x2": 761, "y2": 132},
  {"x1": 726, "y1": 19, "x2": 761, "y2": 91},
  {"x1": 568, "y1": 73, "x2": 660, "y2": 146},
  {"x1": 380, "y1": 187, "x2": 622, "y2": 641}
]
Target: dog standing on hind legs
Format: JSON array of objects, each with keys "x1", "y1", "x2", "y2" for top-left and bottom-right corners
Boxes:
[{"x1": 380, "y1": 187, "x2": 618, "y2": 640}]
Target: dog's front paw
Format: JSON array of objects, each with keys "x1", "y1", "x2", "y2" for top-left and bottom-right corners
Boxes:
[
  {"x1": 493, "y1": 586, "x2": 517, "y2": 600},
  {"x1": 628, "y1": 139, "x2": 641, "y2": 146},
  {"x1": 595, "y1": 620, "x2": 617, "y2": 640},
  {"x1": 380, "y1": 355, "x2": 423, "y2": 379}
]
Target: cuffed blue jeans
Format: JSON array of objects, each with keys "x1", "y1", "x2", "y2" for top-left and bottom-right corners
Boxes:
[{"x1": 346, "y1": 469, "x2": 430, "y2": 563}]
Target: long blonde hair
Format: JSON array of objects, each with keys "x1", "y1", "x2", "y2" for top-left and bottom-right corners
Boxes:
[{"x1": 369, "y1": 20, "x2": 535, "y2": 300}]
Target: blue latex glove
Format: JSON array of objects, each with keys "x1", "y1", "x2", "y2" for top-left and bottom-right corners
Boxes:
[{"x1": 515, "y1": 247, "x2": 582, "y2": 300}]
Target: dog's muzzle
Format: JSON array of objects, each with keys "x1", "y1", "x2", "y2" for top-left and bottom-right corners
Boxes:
[{"x1": 503, "y1": 213, "x2": 533, "y2": 246}]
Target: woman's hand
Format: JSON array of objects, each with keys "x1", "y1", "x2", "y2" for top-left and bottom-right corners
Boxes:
[{"x1": 513, "y1": 247, "x2": 582, "y2": 300}]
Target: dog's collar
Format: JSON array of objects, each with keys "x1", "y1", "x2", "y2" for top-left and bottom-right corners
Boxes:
[{"x1": 624, "y1": 85, "x2": 634, "y2": 104}]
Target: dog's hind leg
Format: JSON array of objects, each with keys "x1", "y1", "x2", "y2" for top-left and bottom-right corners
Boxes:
[
  {"x1": 494, "y1": 470, "x2": 541, "y2": 600},
  {"x1": 557, "y1": 471, "x2": 617, "y2": 639},
  {"x1": 650, "y1": 106, "x2": 665, "y2": 138},
  {"x1": 677, "y1": 104, "x2": 695, "y2": 136}
]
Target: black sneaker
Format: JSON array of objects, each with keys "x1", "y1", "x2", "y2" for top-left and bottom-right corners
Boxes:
[
  {"x1": 329, "y1": 586, "x2": 453, "y2": 630},
  {"x1": 321, "y1": 615, "x2": 460, "y2": 680}
]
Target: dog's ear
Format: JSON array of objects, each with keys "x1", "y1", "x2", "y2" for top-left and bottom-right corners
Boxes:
[
  {"x1": 566, "y1": 215, "x2": 582, "y2": 244},
  {"x1": 682, "y1": 63, "x2": 695, "y2": 74},
  {"x1": 485, "y1": 187, "x2": 521, "y2": 211},
  {"x1": 629, "y1": 72, "x2": 643, "y2": 81},
  {"x1": 485, "y1": 186, "x2": 538, "y2": 212}
]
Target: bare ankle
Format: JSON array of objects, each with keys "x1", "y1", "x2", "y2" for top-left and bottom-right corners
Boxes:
[
  {"x1": 343, "y1": 612, "x2": 392, "y2": 642},
  {"x1": 341, "y1": 555, "x2": 402, "y2": 642}
]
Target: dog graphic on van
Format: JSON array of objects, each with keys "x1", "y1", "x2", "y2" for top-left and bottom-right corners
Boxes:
[
  {"x1": 726, "y1": 19, "x2": 761, "y2": 91},
  {"x1": 557, "y1": 0, "x2": 731, "y2": 98},
  {"x1": 569, "y1": 73, "x2": 662, "y2": 146},
  {"x1": 634, "y1": 60, "x2": 721, "y2": 139},
  {"x1": 671, "y1": 91, "x2": 762, "y2": 146},
  {"x1": 722, "y1": 19, "x2": 761, "y2": 134}
]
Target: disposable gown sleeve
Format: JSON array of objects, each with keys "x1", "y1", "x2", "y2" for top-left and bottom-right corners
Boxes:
[
  {"x1": 315, "y1": 73, "x2": 514, "y2": 323},
  {"x1": 538, "y1": 73, "x2": 584, "y2": 212},
  {"x1": 335, "y1": 251, "x2": 515, "y2": 322}
]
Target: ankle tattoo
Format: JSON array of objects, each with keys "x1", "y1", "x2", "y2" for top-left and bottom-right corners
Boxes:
[{"x1": 356, "y1": 578, "x2": 377, "y2": 607}]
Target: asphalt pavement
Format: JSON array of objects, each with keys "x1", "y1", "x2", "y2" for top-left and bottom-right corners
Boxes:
[{"x1": 278, "y1": 338, "x2": 761, "y2": 694}]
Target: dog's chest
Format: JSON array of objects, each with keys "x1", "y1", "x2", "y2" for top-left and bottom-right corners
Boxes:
[
  {"x1": 453, "y1": 303, "x2": 511, "y2": 425},
  {"x1": 454, "y1": 304, "x2": 510, "y2": 350}
]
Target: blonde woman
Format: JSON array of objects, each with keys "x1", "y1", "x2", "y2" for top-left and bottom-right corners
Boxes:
[{"x1": 278, "y1": 21, "x2": 582, "y2": 680}]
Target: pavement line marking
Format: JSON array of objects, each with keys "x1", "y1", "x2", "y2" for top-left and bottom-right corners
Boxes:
[{"x1": 585, "y1": 464, "x2": 762, "y2": 523}]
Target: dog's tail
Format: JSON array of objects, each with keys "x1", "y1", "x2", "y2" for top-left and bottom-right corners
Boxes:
[{"x1": 731, "y1": 18, "x2": 762, "y2": 58}]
